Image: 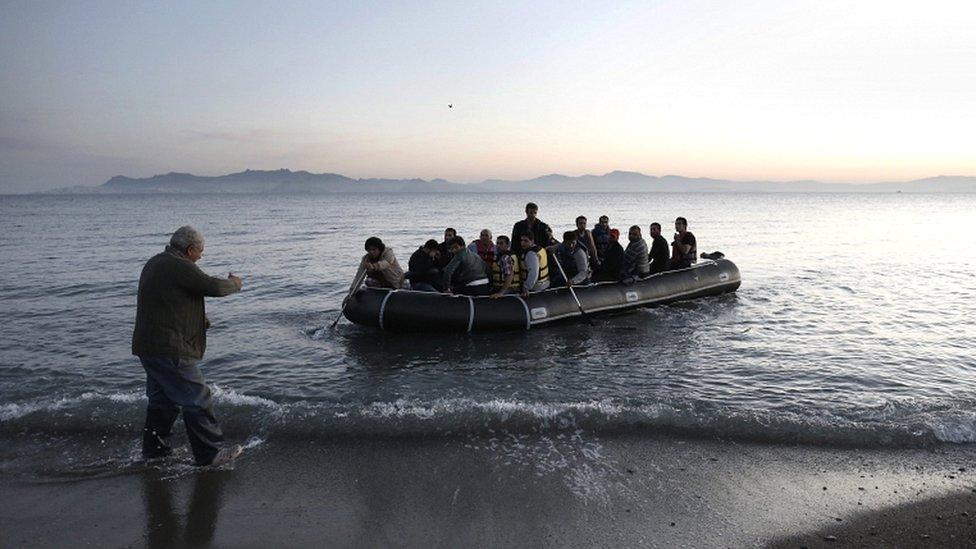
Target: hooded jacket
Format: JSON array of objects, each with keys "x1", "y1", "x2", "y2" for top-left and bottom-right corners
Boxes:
[{"x1": 351, "y1": 247, "x2": 404, "y2": 293}]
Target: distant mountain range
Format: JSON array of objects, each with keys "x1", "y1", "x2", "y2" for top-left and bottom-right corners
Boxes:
[{"x1": 46, "y1": 169, "x2": 976, "y2": 194}]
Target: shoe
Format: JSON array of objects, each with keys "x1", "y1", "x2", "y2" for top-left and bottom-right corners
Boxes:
[{"x1": 207, "y1": 444, "x2": 244, "y2": 467}]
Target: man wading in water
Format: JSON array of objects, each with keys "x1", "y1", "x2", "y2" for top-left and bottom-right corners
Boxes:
[{"x1": 132, "y1": 225, "x2": 245, "y2": 466}]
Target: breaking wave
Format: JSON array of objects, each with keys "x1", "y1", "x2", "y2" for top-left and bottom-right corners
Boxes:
[{"x1": 3, "y1": 388, "x2": 976, "y2": 449}]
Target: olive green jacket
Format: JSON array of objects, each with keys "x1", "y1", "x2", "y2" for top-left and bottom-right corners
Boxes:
[{"x1": 132, "y1": 246, "x2": 240, "y2": 359}]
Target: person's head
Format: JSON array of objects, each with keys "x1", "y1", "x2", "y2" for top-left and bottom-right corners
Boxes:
[
  {"x1": 650, "y1": 222, "x2": 662, "y2": 238},
  {"x1": 423, "y1": 239, "x2": 440, "y2": 258},
  {"x1": 479, "y1": 229, "x2": 493, "y2": 244},
  {"x1": 365, "y1": 236, "x2": 386, "y2": 259},
  {"x1": 675, "y1": 217, "x2": 688, "y2": 233},
  {"x1": 496, "y1": 235, "x2": 511, "y2": 252},
  {"x1": 170, "y1": 225, "x2": 205, "y2": 263},
  {"x1": 525, "y1": 202, "x2": 538, "y2": 221},
  {"x1": 448, "y1": 235, "x2": 466, "y2": 253},
  {"x1": 563, "y1": 230, "x2": 578, "y2": 248},
  {"x1": 443, "y1": 227, "x2": 457, "y2": 241},
  {"x1": 598, "y1": 215, "x2": 609, "y2": 228},
  {"x1": 628, "y1": 225, "x2": 642, "y2": 242},
  {"x1": 520, "y1": 233, "x2": 535, "y2": 251},
  {"x1": 575, "y1": 216, "x2": 587, "y2": 230},
  {"x1": 609, "y1": 228, "x2": 620, "y2": 242}
]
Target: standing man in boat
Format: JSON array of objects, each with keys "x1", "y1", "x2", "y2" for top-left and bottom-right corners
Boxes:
[
  {"x1": 441, "y1": 236, "x2": 491, "y2": 296},
  {"x1": 132, "y1": 225, "x2": 244, "y2": 467},
  {"x1": 349, "y1": 237, "x2": 404, "y2": 294},
  {"x1": 670, "y1": 217, "x2": 697, "y2": 270},
  {"x1": 622, "y1": 225, "x2": 651, "y2": 280},
  {"x1": 511, "y1": 202, "x2": 552, "y2": 256},
  {"x1": 519, "y1": 233, "x2": 550, "y2": 296},
  {"x1": 648, "y1": 222, "x2": 671, "y2": 275}
]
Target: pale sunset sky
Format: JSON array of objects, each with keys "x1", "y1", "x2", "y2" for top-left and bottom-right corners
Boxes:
[{"x1": 1, "y1": 0, "x2": 974, "y2": 192}]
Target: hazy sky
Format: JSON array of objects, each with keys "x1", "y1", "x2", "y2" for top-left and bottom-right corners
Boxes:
[{"x1": 2, "y1": 1, "x2": 975, "y2": 192}]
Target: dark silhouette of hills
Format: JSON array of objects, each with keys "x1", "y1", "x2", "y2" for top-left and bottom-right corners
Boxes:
[{"x1": 46, "y1": 169, "x2": 976, "y2": 194}]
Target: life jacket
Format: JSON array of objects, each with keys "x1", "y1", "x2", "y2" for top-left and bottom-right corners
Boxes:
[
  {"x1": 472, "y1": 240, "x2": 495, "y2": 266},
  {"x1": 490, "y1": 251, "x2": 522, "y2": 286},
  {"x1": 520, "y1": 246, "x2": 549, "y2": 284}
]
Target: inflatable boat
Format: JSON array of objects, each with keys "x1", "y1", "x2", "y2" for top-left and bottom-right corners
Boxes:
[{"x1": 343, "y1": 258, "x2": 741, "y2": 332}]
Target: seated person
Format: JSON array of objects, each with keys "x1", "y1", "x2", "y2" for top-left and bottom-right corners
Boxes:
[
  {"x1": 648, "y1": 222, "x2": 670, "y2": 275},
  {"x1": 437, "y1": 227, "x2": 457, "y2": 269},
  {"x1": 490, "y1": 235, "x2": 521, "y2": 298},
  {"x1": 350, "y1": 237, "x2": 404, "y2": 294},
  {"x1": 593, "y1": 228, "x2": 624, "y2": 282},
  {"x1": 407, "y1": 239, "x2": 442, "y2": 292},
  {"x1": 574, "y1": 215, "x2": 600, "y2": 268},
  {"x1": 441, "y1": 236, "x2": 491, "y2": 296},
  {"x1": 670, "y1": 217, "x2": 697, "y2": 270},
  {"x1": 467, "y1": 229, "x2": 496, "y2": 269},
  {"x1": 622, "y1": 225, "x2": 650, "y2": 280},
  {"x1": 550, "y1": 231, "x2": 590, "y2": 286},
  {"x1": 518, "y1": 233, "x2": 550, "y2": 296}
]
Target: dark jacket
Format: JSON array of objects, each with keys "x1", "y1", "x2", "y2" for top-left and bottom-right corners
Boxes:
[
  {"x1": 649, "y1": 234, "x2": 670, "y2": 274},
  {"x1": 436, "y1": 241, "x2": 454, "y2": 269},
  {"x1": 407, "y1": 247, "x2": 441, "y2": 288},
  {"x1": 442, "y1": 247, "x2": 488, "y2": 289},
  {"x1": 132, "y1": 246, "x2": 240, "y2": 359},
  {"x1": 511, "y1": 218, "x2": 552, "y2": 255},
  {"x1": 595, "y1": 240, "x2": 624, "y2": 281}
]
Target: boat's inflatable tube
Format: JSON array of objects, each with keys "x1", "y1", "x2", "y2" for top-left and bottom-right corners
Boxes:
[{"x1": 343, "y1": 258, "x2": 741, "y2": 332}]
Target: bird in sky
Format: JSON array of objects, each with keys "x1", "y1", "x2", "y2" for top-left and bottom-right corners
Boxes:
[{"x1": 448, "y1": 104, "x2": 453, "y2": 108}]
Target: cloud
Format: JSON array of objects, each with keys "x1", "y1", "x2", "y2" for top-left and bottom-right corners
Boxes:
[
  {"x1": 185, "y1": 128, "x2": 278, "y2": 143},
  {"x1": 0, "y1": 135, "x2": 55, "y2": 152}
]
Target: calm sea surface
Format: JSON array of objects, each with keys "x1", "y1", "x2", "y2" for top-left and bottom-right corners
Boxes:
[{"x1": 1, "y1": 192, "x2": 975, "y2": 471}]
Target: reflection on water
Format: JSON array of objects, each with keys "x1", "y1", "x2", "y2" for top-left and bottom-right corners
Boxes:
[{"x1": 143, "y1": 469, "x2": 227, "y2": 548}]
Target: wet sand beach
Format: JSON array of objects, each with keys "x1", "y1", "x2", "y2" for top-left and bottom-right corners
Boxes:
[{"x1": 3, "y1": 433, "x2": 975, "y2": 548}]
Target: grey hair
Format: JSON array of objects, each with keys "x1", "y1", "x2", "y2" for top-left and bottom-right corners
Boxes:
[{"x1": 170, "y1": 225, "x2": 204, "y2": 252}]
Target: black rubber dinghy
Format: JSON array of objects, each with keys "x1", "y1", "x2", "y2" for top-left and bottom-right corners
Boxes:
[{"x1": 343, "y1": 258, "x2": 741, "y2": 332}]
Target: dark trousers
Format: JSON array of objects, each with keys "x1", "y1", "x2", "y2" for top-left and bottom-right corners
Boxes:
[{"x1": 139, "y1": 356, "x2": 223, "y2": 465}]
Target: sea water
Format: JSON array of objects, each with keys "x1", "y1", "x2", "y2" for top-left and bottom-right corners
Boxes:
[{"x1": 1, "y1": 192, "x2": 975, "y2": 474}]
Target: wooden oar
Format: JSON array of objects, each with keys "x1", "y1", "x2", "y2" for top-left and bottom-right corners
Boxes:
[
  {"x1": 331, "y1": 269, "x2": 368, "y2": 329},
  {"x1": 551, "y1": 252, "x2": 594, "y2": 326}
]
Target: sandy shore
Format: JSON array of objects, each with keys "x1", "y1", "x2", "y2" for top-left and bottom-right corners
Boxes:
[
  {"x1": 2, "y1": 433, "x2": 974, "y2": 547},
  {"x1": 770, "y1": 489, "x2": 976, "y2": 547}
]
